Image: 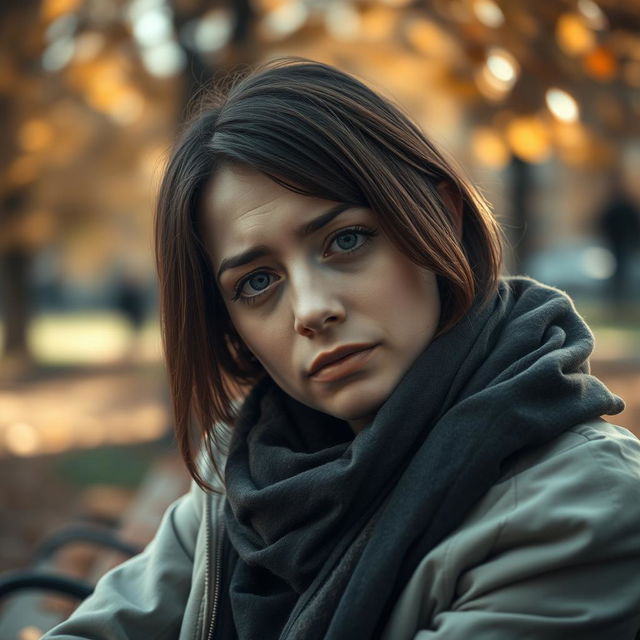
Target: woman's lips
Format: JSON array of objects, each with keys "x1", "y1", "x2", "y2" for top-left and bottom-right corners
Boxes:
[{"x1": 309, "y1": 346, "x2": 377, "y2": 382}]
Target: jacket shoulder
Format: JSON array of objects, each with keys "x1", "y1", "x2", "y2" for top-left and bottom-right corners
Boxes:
[
  {"x1": 499, "y1": 417, "x2": 640, "y2": 482},
  {"x1": 382, "y1": 418, "x2": 640, "y2": 639}
]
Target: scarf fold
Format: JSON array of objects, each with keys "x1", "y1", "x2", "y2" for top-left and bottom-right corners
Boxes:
[{"x1": 222, "y1": 276, "x2": 624, "y2": 640}]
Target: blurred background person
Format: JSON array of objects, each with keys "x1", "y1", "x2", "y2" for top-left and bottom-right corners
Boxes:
[{"x1": 596, "y1": 174, "x2": 640, "y2": 308}]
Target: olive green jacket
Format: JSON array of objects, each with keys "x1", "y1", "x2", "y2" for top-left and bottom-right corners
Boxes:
[{"x1": 43, "y1": 419, "x2": 640, "y2": 639}]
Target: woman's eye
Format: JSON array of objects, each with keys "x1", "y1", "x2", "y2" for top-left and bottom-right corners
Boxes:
[
  {"x1": 326, "y1": 227, "x2": 377, "y2": 256},
  {"x1": 233, "y1": 271, "x2": 275, "y2": 303},
  {"x1": 334, "y1": 232, "x2": 359, "y2": 251}
]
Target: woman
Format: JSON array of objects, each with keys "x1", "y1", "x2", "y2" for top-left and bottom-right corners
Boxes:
[{"x1": 44, "y1": 58, "x2": 640, "y2": 639}]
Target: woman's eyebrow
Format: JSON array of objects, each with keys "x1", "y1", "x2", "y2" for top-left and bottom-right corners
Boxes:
[
  {"x1": 297, "y1": 203, "x2": 352, "y2": 238},
  {"x1": 217, "y1": 246, "x2": 271, "y2": 283},
  {"x1": 216, "y1": 203, "x2": 353, "y2": 282}
]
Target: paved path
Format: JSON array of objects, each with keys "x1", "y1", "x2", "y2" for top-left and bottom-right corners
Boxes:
[{"x1": 0, "y1": 361, "x2": 172, "y2": 573}]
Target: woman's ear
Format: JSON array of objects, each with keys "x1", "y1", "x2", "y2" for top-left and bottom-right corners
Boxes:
[{"x1": 437, "y1": 181, "x2": 464, "y2": 241}]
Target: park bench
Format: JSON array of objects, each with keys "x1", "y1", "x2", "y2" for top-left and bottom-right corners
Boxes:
[{"x1": 0, "y1": 453, "x2": 190, "y2": 639}]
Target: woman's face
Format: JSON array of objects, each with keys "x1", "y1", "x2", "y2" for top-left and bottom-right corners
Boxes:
[{"x1": 202, "y1": 164, "x2": 441, "y2": 432}]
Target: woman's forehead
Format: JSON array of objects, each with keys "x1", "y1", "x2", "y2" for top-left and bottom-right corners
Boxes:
[
  {"x1": 202, "y1": 164, "x2": 344, "y2": 240},
  {"x1": 204, "y1": 164, "x2": 272, "y2": 218}
]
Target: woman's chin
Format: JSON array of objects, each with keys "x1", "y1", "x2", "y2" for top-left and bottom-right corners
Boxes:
[{"x1": 312, "y1": 377, "x2": 391, "y2": 428}]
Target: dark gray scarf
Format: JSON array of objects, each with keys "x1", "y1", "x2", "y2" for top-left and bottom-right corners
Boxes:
[{"x1": 222, "y1": 276, "x2": 624, "y2": 639}]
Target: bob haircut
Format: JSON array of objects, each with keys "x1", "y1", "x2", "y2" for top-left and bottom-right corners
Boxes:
[{"x1": 155, "y1": 57, "x2": 504, "y2": 491}]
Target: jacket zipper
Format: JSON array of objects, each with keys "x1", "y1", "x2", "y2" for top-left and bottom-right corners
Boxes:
[{"x1": 205, "y1": 492, "x2": 224, "y2": 640}]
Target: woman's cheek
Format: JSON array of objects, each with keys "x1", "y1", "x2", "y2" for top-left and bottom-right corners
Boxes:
[{"x1": 233, "y1": 314, "x2": 287, "y2": 367}]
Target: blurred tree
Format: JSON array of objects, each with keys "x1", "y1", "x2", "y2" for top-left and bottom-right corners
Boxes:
[
  {"x1": 0, "y1": 0, "x2": 43, "y2": 368},
  {"x1": 171, "y1": 0, "x2": 255, "y2": 119},
  {"x1": 0, "y1": 0, "x2": 258, "y2": 373}
]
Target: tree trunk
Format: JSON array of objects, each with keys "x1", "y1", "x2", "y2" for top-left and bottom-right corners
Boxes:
[
  {"x1": 510, "y1": 155, "x2": 533, "y2": 275},
  {"x1": 0, "y1": 246, "x2": 32, "y2": 362}
]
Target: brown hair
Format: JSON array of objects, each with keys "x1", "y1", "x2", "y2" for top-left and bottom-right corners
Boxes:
[{"x1": 155, "y1": 57, "x2": 503, "y2": 491}]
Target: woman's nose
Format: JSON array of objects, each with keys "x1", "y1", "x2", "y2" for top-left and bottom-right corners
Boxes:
[{"x1": 290, "y1": 270, "x2": 345, "y2": 337}]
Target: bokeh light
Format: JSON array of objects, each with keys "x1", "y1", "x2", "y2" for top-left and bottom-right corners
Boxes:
[
  {"x1": 471, "y1": 126, "x2": 510, "y2": 168},
  {"x1": 472, "y1": 0, "x2": 505, "y2": 28},
  {"x1": 506, "y1": 115, "x2": 552, "y2": 163},
  {"x1": 556, "y1": 12, "x2": 596, "y2": 56},
  {"x1": 546, "y1": 88, "x2": 580, "y2": 123},
  {"x1": 5, "y1": 422, "x2": 42, "y2": 457},
  {"x1": 583, "y1": 246, "x2": 616, "y2": 280},
  {"x1": 577, "y1": 0, "x2": 608, "y2": 30}
]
